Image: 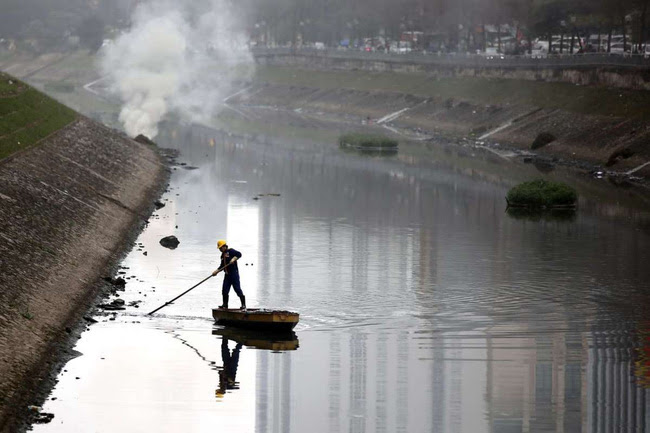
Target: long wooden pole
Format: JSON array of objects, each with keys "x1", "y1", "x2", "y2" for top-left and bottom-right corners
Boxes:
[
  {"x1": 147, "y1": 261, "x2": 235, "y2": 315},
  {"x1": 147, "y1": 274, "x2": 213, "y2": 315}
]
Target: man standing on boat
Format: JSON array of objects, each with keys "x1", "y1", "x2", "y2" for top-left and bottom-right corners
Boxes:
[{"x1": 213, "y1": 240, "x2": 246, "y2": 309}]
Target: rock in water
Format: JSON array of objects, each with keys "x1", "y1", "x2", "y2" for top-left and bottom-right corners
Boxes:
[
  {"x1": 134, "y1": 134, "x2": 156, "y2": 146},
  {"x1": 160, "y1": 235, "x2": 180, "y2": 249},
  {"x1": 531, "y1": 132, "x2": 556, "y2": 150},
  {"x1": 34, "y1": 412, "x2": 55, "y2": 424}
]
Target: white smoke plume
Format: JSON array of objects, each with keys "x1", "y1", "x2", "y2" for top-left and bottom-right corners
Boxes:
[{"x1": 101, "y1": 0, "x2": 254, "y2": 138}]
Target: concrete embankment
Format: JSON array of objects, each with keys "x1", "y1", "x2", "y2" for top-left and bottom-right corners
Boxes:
[
  {"x1": 0, "y1": 117, "x2": 167, "y2": 431},
  {"x1": 234, "y1": 76, "x2": 650, "y2": 177},
  {"x1": 256, "y1": 50, "x2": 650, "y2": 90}
]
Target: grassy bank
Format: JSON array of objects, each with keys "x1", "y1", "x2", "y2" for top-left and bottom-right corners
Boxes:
[
  {"x1": 0, "y1": 72, "x2": 76, "y2": 159},
  {"x1": 255, "y1": 65, "x2": 650, "y2": 120}
]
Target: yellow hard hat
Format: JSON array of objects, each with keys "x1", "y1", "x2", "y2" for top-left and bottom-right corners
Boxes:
[{"x1": 217, "y1": 239, "x2": 227, "y2": 249}]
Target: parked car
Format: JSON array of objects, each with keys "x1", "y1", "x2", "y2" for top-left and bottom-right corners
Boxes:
[
  {"x1": 391, "y1": 40, "x2": 412, "y2": 53},
  {"x1": 531, "y1": 39, "x2": 548, "y2": 52},
  {"x1": 478, "y1": 47, "x2": 499, "y2": 57},
  {"x1": 588, "y1": 34, "x2": 609, "y2": 51},
  {"x1": 530, "y1": 49, "x2": 547, "y2": 58},
  {"x1": 609, "y1": 42, "x2": 631, "y2": 55},
  {"x1": 640, "y1": 41, "x2": 650, "y2": 58}
]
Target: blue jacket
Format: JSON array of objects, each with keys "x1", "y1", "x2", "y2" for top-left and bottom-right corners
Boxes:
[{"x1": 219, "y1": 248, "x2": 242, "y2": 275}]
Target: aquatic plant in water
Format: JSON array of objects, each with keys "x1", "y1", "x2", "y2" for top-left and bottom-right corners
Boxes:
[
  {"x1": 339, "y1": 133, "x2": 398, "y2": 149},
  {"x1": 506, "y1": 179, "x2": 577, "y2": 208}
]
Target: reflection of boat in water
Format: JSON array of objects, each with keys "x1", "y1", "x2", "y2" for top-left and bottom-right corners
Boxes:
[
  {"x1": 212, "y1": 308, "x2": 299, "y2": 332},
  {"x1": 213, "y1": 327, "x2": 299, "y2": 399},
  {"x1": 212, "y1": 327, "x2": 299, "y2": 351}
]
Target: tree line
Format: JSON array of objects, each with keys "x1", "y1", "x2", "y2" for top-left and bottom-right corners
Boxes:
[
  {"x1": 0, "y1": 0, "x2": 133, "y2": 52},
  {"x1": 1, "y1": 0, "x2": 648, "y2": 54},
  {"x1": 242, "y1": 0, "x2": 650, "y2": 53}
]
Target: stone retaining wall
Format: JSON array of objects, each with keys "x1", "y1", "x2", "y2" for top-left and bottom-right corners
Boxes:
[{"x1": 0, "y1": 117, "x2": 167, "y2": 431}]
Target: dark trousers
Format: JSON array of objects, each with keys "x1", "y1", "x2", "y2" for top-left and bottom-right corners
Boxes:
[
  {"x1": 222, "y1": 273, "x2": 244, "y2": 298},
  {"x1": 221, "y1": 337, "x2": 242, "y2": 382}
]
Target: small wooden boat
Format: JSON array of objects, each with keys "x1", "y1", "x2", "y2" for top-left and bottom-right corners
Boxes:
[
  {"x1": 212, "y1": 308, "x2": 299, "y2": 332},
  {"x1": 212, "y1": 328, "x2": 299, "y2": 351}
]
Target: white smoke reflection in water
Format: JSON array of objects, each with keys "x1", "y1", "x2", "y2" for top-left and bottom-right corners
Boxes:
[{"x1": 101, "y1": 0, "x2": 254, "y2": 138}]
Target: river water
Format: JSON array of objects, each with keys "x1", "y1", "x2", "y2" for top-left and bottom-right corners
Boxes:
[{"x1": 33, "y1": 117, "x2": 650, "y2": 433}]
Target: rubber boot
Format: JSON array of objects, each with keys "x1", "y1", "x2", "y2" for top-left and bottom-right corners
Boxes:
[
  {"x1": 219, "y1": 294, "x2": 229, "y2": 309},
  {"x1": 239, "y1": 295, "x2": 246, "y2": 310}
]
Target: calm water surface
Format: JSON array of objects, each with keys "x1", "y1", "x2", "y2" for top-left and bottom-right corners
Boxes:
[{"x1": 34, "y1": 120, "x2": 650, "y2": 433}]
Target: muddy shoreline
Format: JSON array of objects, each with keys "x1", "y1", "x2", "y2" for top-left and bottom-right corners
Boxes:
[
  {"x1": 0, "y1": 118, "x2": 170, "y2": 432},
  {"x1": 14, "y1": 150, "x2": 177, "y2": 433}
]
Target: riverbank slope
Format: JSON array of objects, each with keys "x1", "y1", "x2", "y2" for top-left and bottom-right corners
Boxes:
[
  {"x1": 238, "y1": 66, "x2": 650, "y2": 178},
  {"x1": 2, "y1": 51, "x2": 649, "y2": 178},
  {"x1": 0, "y1": 78, "x2": 167, "y2": 431}
]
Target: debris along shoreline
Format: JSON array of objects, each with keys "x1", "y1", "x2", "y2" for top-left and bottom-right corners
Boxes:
[{"x1": 0, "y1": 117, "x2": 170, "y2": 433}]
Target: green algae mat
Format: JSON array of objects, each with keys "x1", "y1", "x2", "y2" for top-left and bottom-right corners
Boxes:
[{"x1": 0, "y1": 72, "x2": 76, "y2": 160}]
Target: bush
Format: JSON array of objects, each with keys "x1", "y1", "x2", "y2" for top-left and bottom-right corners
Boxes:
[
  {"x1": 606, "y1": 146, "x2": 635, "y2": 167},
  {"x1": 506, "y1": 179, "x2": 577, "y2": 208},
  {"x1": 339, "y1": 133, "x2": 398, "y2": 149},
  {"x1": 531, "y1": 132, "x2": 556, "y2": 150}
]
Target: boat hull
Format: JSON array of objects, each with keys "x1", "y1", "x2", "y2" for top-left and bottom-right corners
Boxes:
[{"x1": 212, "y1": 308, "x2": 299, "y2": 332}]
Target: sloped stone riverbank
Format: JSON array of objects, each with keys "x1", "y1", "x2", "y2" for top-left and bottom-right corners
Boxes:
[{"x1": 0, "y1": 117, "x2": 167, "y2": 431}]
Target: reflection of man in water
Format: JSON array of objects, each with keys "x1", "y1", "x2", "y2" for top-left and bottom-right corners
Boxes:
[{"x1": 216, "y1": 337, "x2": 242, "y2": 398}]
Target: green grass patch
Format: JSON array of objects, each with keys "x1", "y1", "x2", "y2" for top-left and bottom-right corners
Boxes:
[
  {"x1": 0, "y1": 72, "x2": 76, "y2": 159},
  {"x1": 0, "y1": 76, "x2": 25, "y2": 96},
  {"x1": 43, "y1": 82, "x2": 75, "y2": 93},
  {"x1": 506, "y1": 179, "x2": 577, "y2": 208},
  {"x1": 339, "y1": 132, "x2": 398, "y2": 149},
  {"x1": 255, "y1": 65, "x2": 650, "y2": 120}
]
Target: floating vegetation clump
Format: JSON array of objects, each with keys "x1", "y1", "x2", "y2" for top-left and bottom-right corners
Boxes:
[
  {"x1": 506, "y1": 179, "x2": 577, "y2": 209},
  {"x1": 339, "y1": 133, "x2": 398, "y2": 150}
]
